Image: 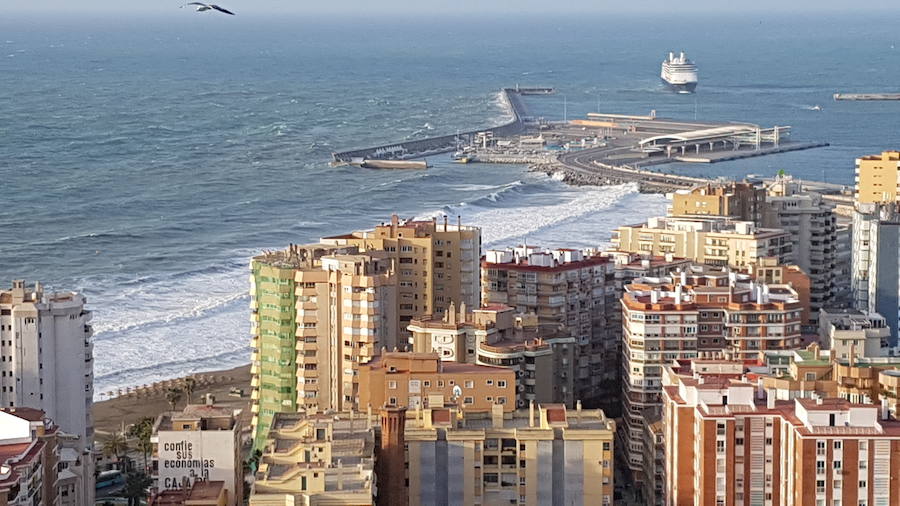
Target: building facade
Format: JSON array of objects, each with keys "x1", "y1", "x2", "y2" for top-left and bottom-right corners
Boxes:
[
  {"x1": 323, "y1": 214, "x2": 481, "y2": 329},
  {"x1": 855, "y1": 150, "x2": 900, "y2": 204},
  {"x1": 481, "y1": 247, "x2": 614, "y2": 408},
  {"x1": 358, "y1": 351, "x2": 517, "y2": 413},
  {"x1": 663, "y1": 359, "x2": 900, "y2": 506},
  {"x1": 392, "y1": 403, "x2": 615, "y2": 506},
  {"x1": 612, "y1": 217, "x2": 793, "y2": 270},
  {"x1": 669, "y1": 182, "x2": 766, "y2": 222},
  {"x1": 620, "y1": 267, "x2": 802, "y2": 478},
  {"x1": 851, "y1": 202, "x2": 900, "y2": 344},
  {"x1": 0, "y1": 408, "x2": 59, "y2": 506},
  {"x1": 152, "y1": 403, "x2": 243, "y2": 506},
  {"x1": 408, "y1": 304, "x2": 576, "y2": 408},
  {"x1": 0, "y1": 280, "x2": 94, "y2": 506},
  {"x1": 761, "y1": 175, "x2": 838, "y2": 317},
  {"x1": 251, "y1": 412, "x2": 375, "y2": 506},
  {"x1": 250, "y1": 244, "x2": 397, "y2": 448}
]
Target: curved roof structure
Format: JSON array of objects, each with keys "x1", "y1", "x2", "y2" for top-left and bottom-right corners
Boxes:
[{"x1": 639, "y1": 125, "x2": 758, "y2": 146}]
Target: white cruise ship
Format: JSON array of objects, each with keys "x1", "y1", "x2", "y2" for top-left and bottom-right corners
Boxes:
[{"x1": 661, "y1": 51, "x2": 698, "y2": 93}]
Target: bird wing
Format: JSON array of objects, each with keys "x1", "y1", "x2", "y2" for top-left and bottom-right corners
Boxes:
[
  {"x1": 210, "y1": 4, "x2": 235, "y2": 14},
  {"x1": 181, "y1": 2, "x2": 208, "y2": 7}
]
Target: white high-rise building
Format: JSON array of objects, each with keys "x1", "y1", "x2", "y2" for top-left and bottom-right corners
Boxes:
[
  {"x1": 851, "y1": 203, "x2": 900, "y2": 345},
  {"x1": 0, "y1": 280, "x2": 95, "y2": 505}
]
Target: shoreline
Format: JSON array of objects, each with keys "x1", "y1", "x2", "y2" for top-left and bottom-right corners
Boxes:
[{"x1": 92, "y1": 363, "x2": 252, "y2": 436}]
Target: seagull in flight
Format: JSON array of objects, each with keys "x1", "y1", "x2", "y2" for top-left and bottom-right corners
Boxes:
[{"x1": 181, "y1": 2, "x2": 236, "y2": 15}]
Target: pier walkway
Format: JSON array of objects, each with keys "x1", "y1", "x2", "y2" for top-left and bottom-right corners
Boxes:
[{"x1": 331, "y1": 87, "x2": 547, "y2": 165}]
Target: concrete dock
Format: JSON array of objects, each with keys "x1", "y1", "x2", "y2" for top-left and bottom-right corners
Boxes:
[{"x1": 834, "y1": 93, "x2": 900, "y2": 101}]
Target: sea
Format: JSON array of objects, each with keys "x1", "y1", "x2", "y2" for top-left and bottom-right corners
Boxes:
[{"x1": 1, "y1": 11, "x2": 898, "y2": 396}]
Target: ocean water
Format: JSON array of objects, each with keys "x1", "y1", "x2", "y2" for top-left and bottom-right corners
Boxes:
[{"x1": 1, "y1": 12, "x2": 897, "y2": 395}]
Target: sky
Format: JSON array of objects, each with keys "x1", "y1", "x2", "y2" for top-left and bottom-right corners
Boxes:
[{"x1": 6, "y1": 0, "x2": 899, "y2": 16}]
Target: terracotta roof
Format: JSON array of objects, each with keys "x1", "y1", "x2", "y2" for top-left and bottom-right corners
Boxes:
[{"x1": 0, "y1": 407, "x2": 45, "y2": 422}]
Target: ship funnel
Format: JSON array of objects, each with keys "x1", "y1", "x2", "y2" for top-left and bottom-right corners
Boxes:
[
  {"x1": 669, "y1": 51, "x2": 674, "y2": 60},
  {"x1": 680, "y1": 51, "x2": 685, "y2": 60}
]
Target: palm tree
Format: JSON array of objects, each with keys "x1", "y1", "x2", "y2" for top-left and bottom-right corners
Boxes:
[
  {"x1": 183, "y1": 377, "x2": 197, "y2": 404},
  {"x1": 122, "y1": 471, "x2": 152, "y2": 506},
  {"x1": 127, "y1": 417, "x2": 155, "y2": 471},
  {"x1": 165, "y1": 387, "x2": 183, "y2": 411},
  {"x1": 101, "y1": 431, "x2": 129, "y2": 468}
]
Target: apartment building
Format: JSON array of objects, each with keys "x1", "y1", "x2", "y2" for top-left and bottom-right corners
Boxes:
[
  {"x1": 612, "y1": 217, "x2": 792, "y2": 269},
  {"x1": 0, "y1": 280, "x2": 95, "y2": 506},
  {"x1": 855, "y1": 150, "x2": 900, "y2": 204},
  {"x1": 0, "y1": 408, "x2": 59, "y2": 506},
  {"x1": 669, "y1": 177, "x2": 838, "y2": 316},
  {"x1": 249, "y1": 244, "x2": 397, "y2": 448},
  {"x1": 762, "y1": 175, "x2": 838, "y2": 316},
  {"x1": 408, "y1": 304, "x2": 576, "y2": 407},
  {"x1": 151, "y1": 402, "x2": 243, "y2": 506},
  {"x1": 381, "y1": 403, "x2": 615, "y2": 506},
  {"x1": 251, "y1": 412, "x2": 375, "y2": 506},
  {"x1": 323, "y1": 214, "x2": 481, "y2": 327},
  {"x1": 851, "y1": 201, "x2": 900, "y2": 343},
  {"x1": 481, "y1": 247, "x2": 613, "y2": 408},
  {"x1": 818, "y1": 308, "x2": 890, "y2": 360},
  {"x1": 662, "y1": 358, "x2": 900, "y2": 506},
  {"x1": 620, "y1": 266, "x2": 802, "y2": 478},
  {"x1": 669, "y1": 182, "x2": 766, "y2": 222},
  {"x1": 358, "y1": 351, "x2": 517, "y2": 413},
  {"x1": 641, "y1": 413, "x2": 666, "y2": 506}
]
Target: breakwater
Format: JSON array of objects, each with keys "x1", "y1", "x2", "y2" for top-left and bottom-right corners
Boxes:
[{"x1": 331, "y1": 87, "x2": 546, "y2": 164}]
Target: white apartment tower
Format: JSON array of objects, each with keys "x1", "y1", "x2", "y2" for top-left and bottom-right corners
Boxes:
[
  {"x1": 0, "y1": 280, "x2": 95, "y2": 505},
  {"x1": 851, "y1": 203, "x2": 900, "y2": 345}
]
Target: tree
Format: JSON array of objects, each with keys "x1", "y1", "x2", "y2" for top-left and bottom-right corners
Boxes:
[
  {"x1": 102, "y1": 431, "x2": 129, "y2": 468},
  {"x1": 183, "y1": 377, "x2": 197, "y2": 404},
  {"x1": 127, "y1": 417, "x2": 155, "y2": 471},
  {"x1": 122, "y1": 471, "x2": 151, "y2": 506},
  {"x1": 165, "y1": 387, "x2": 183, "y2": 411}
]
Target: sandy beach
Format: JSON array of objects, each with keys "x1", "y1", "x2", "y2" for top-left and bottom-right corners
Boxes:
[{"x1": 91, "y1": 364, "x2": 253, "y2": 437}]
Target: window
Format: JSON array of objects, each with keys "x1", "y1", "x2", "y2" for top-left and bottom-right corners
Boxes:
[
  {"x1": 816, "y1": 461, "x2": 825, "y2": 474},
  {"x1": 486, "y1": 379, "x2": 493, "y2": 386},
  {"x1": 833, "y1": 441, "x2": 842, "y2": 450},
  {"x1": 858, "y1": 480, "x2": 867, "y2": 489},
  {"x1": 498, "y1": 380, "x2": 507, "y2": 388},
  {"x1": 388, "y1": 381, "x2": 397, "y2": 389},
  {"x1": 465, "y1": 380, "x2": 474, "y2": 388},
  {"x1": 464, "y1": 396, "x2": 474, "y2": 405}
]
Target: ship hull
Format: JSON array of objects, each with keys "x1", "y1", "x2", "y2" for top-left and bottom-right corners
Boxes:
[{"x1": 661, "y1": 78, "x2": 697, "y2": 93}]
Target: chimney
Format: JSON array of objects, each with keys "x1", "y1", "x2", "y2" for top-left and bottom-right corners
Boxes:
[
  {"x1": 680, "y1": 270, "x2": 687, "y2": 286},
  {"x1": 491, "y1": 403, "x2": 504, "y2": 428},
  {"x1": 444, "y1": 215, "x2": 449, "y2": 231},
  {"x1": 378, "y1": 406, "x2": 409, "y2": 506},
  {"x1": 337, "y1": 459, "x2": 344, "y2": 490},
  {"x1": 650, "y1": 290, "x2": 659, "y2": 304},
  {"x1": 529, "y1": 400, "x2": 535, "y2": 428},
  {"x1": 882, "y1": 398, "x2": 891, "y2": 420},
  {"x1": 766, "y1": 389, "x2": 775, "y2": 409},
  {"x1": 576, "y1": 399, "x2": 582, "y2": 422},
  {"x1": 756, "y1": 378, "x2": 765, "y2": 400},
  {"x1": 205, "y1": 394, "x2": 215, "y2": 406},
  {"x1": 675, "y1": 284, "x2": 683, "y2": 305}
]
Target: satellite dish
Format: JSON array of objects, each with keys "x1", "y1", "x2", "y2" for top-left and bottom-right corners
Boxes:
[{"x1": 451, "y1": 385, "x2": 463, "y2": 399}]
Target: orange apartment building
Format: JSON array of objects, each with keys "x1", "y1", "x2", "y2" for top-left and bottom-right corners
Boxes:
[
  {"x1": 322, "y1": 214, "x2": 481, "y2": 332},
  {"x1": 663, "y1": 358, "x2": 900, "y2": 506},
  {"x1": 669, "y1": 182, "x2": 766, "y2": 222},
  {"x1": 481, "y1": 246, "x2": 614, "y2": 409},
  {"x1": 620, "y1": 265, "x2": 803, "y2": 479},
  {"x1": 408, "y1": 303, "x2": 577, "y2": 408},
  {"x1": 358, "y1": 352, "x2": 517, "y2": 413}
]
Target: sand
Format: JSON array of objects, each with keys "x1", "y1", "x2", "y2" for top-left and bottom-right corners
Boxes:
[{"x1": 92, "y1": 364, "x2": 253, "y2": 437}]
